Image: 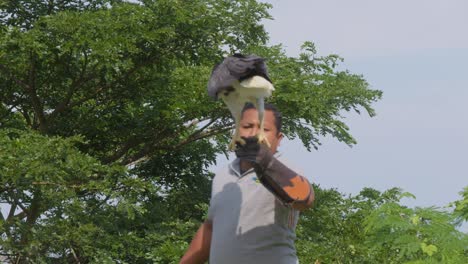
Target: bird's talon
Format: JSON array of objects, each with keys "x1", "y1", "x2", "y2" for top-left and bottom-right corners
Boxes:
[
  {"x1": 228, "y1": 141, "x2": 236, "y2": 151},
  {"x1": 257, "y1": 136, "x2": 271, "y2": 148},
  {"x1": 237, "y1": 138, "x2": 247, "y2": 146},
  {"x1": 229, "y1": 137, "x2": 246, "y2": 151}
]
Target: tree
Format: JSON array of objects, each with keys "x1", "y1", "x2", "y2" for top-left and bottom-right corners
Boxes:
[
  {"x1": 364, "y1": 194, "x2": 468, "y2": 263},
  {"x1": 0, "y1": 0, "x2": 120, "y2": 30},
  {"x1": 454, "y1": 186, "x2": 468, "y2": 222},
  {"x1": 296, "y1": 187, "x2": 468, "y2": 264},
  {"x1": 0, "y1": 0, "x2": 382, "y2": 262},
  {"x1": 0, "y1": 129, "x2": 151, "y2": 262},
  {"x1": 295, "y1": 186, "x2": 402, "y2": 263}
]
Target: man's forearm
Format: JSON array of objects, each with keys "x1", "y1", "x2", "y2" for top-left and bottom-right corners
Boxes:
[
  {"x1": 235, "y1": 137, "x2": 314, "y2": 210},
  {"x1": 255, "y1": 156, "x2": 312, "y2": 206},
  {"x1": 180, "y1": 220, "x2": 212, "y2": 264}
]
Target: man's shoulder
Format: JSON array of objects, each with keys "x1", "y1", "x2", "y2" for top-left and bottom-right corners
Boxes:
[
  {"x1": 211, "y1": 153, "x2": 303, "y2": 177},
  {"x1": 211, "y1": 159, "x2": 240, "y2": 183},
  {"x1": 212, "y1": 158, "x2": 241, "y2": 176}
]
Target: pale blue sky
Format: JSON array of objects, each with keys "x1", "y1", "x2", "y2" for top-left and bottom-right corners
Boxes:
[{"x1": 216, "y1": 0, "x2": 468, "y2": 210}]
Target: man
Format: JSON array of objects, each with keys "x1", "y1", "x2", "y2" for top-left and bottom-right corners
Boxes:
[{"x1": 180, "y1": 103, "x2": 314, "y2": 264}]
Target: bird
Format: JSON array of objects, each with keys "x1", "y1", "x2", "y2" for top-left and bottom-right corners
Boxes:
[{"x1": 207, "y1": 54, "x2": 275, "y2": 150}]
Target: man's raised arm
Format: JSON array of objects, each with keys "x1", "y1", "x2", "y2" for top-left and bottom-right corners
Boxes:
[{"x1": 236, "y1": 137, "x2": 315, "y2": 211}]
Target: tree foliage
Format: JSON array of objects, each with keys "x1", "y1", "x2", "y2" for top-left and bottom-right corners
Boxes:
[
  {"x1": 296, "y1": 187, "x2": 468, "y2": 264},
  {"x1": 454, "y1": 186, "x2": 468, "y2": 222},
  {"x1": 1, "y1": 0, "x2": 464, "y2": 263}
]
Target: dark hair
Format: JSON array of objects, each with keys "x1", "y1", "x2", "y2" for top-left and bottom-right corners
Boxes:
[{"x1": 241, "y1": 102, "x2": 282, "y2": 133}]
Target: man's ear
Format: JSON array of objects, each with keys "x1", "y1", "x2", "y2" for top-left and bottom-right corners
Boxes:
[{"x1": 277, "y1": 132, "x2": 284, "y2": 144}]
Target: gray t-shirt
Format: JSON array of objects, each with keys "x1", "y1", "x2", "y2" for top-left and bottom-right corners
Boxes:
[{"x1": 207, "y1": 154, "x2": 300, "y2": 264}]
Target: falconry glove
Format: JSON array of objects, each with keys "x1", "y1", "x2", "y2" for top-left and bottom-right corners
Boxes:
[{"x1": 235, "y1": 136, "x2": 311, "y2": 206}]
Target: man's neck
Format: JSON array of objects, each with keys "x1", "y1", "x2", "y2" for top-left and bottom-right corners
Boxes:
[{"x1": 239, "y1": 159, "x2": 254, "y2": 174}]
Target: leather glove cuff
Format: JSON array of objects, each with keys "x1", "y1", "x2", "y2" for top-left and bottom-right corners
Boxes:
[{"x1": 254, "y1": 156, "x2": 311, "y2": 205}]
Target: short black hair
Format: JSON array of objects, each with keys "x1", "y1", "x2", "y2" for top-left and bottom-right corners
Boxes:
[{"x1": 241, "y1": 102, "x2": 282, "y2": 133}]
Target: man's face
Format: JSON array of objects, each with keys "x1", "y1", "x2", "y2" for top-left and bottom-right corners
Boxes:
[{"x1": 239, "y1": 108, "x2": 283, "y2": 153}]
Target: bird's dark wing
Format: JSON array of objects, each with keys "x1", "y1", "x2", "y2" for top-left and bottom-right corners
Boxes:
[
  {"x1": 227, "y1": 54, "x2": 271, "y2": 83},
  {"x1": 207, "y1": 54, "x2": 272, "y2": 99},
  {"x1": 207, "y1": 62, "x2": 238, "y2": 99}
]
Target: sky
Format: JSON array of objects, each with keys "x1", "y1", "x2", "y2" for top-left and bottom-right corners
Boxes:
[{"x1": 214, "y1": 0, "x2": 468, "y2": 211}]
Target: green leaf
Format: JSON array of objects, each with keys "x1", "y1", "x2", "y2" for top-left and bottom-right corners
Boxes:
[{"x1": 420, "y1": 243, "x2": 438, "y2": 257}]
